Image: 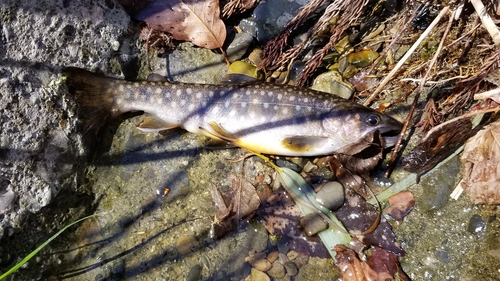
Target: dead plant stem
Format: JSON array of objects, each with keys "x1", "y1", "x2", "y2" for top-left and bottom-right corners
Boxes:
[{"x1": 364, "y1": 6, "x2": 450, "y2": 106}]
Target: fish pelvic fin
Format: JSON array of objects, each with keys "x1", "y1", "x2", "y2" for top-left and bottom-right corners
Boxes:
[{"x1": 63, "y1": 67, "x2": 118, "y2": 141}]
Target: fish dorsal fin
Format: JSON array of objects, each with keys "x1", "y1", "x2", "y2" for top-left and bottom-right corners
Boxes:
[
  {"x1": 281, "y1": 136, "x2": 329, "y2": 153},
  {"x1": 137, "y1": 114, "x2": 178, "y2": 132}
]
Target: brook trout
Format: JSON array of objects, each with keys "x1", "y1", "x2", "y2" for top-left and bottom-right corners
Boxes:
[{"x1": 64, "y1": 68, "x2": 401, "y2": 156}]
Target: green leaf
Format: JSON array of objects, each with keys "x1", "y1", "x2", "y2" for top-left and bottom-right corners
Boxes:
[{"x1": 0, "y1": 213, "x2": 103, "y2": 280}]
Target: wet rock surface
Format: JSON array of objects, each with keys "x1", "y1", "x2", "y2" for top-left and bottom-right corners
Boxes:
[{"x1": 1, "y1": 1, "x2": 500, "y2": 280}]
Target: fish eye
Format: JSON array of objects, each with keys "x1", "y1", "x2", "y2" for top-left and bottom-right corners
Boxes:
[{"x1": 365, "y1": 114, "x2": 381, "y2": 126}]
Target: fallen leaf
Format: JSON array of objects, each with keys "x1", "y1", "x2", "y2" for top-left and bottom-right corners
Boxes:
[
  {"x1": 136, "y1": 0, "x2": 226, "y2": 49},
  {"x1": 334, "y1": 245, "x2": 378, "y2": 281},
  {"x1": 257, "y1": 188, "x2": 330, "y2": 258},
  {"x1": 461, "y1": 120, "x2": 500, "y2": 204},
  {"x1": 403, "y1": 118, "x2": 473, "y2": 174},
  {"x1": 210, "y1": 175, "x2": 261, "y2": 238},
  {"x1": 226, "y1": 176, "x2": 261, "y2": 219},
  {"x1": 335, "y1": 246, "x2": 410, "y2": 281},
  {"x1": 210, "y1": 184, "x2": 231, "y2": 221},
  {"x1": 334, "y1": 188, "x2": 404, "y2": 256},
  {"x1": 384, "y1": 191, "x2": 415, "y2": 221},
  {"x1": 367, "y1": 247, "x2": 411, "y2": 281}
]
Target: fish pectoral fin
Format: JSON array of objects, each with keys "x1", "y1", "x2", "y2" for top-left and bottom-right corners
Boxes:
[
  {"x1": 137, "y1": 114, "x2": 178, "y2": 132},
  {"x1": 202, "y1": 122, "x2": 239, "y2": 143},
  {"x1": 281, "y1": 136, "x2": 329, "y2": 153}
]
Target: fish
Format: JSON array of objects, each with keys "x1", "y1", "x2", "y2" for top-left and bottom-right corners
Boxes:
[{"x1": 63, "y1": 67, "x2": 402, "y2": 156}]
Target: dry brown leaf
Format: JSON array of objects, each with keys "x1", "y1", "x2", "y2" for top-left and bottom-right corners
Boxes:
[
  {"x1": 210, "y1": 184, "x2": 232, "y2": 221},
  {"x1": 384, "y1": 191, "x2": 415, "y2": 221},
  {"x1": 461, "y1": 120, "x2": 500, "y2": 204},
  {"x1": 334, "y1": 245, "x2": 378, "y2": 281},
  {"x1": 136, "y1": 0, "x2": 226, "y2": 49},
  {"x1": 226, "y1": 176, "x2": 261, "y2": 219}
]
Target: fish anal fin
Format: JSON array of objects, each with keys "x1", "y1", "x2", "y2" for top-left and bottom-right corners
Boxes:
[
  {"x1": 137, "y1": 114, "x2": 178, "y2": 132},
  {"x1": 281, "y1": 136, "x2": 329, "y2": 153}
]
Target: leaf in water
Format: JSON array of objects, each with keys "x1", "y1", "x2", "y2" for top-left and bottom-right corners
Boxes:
[
  {"x1": 210, "y1": 176, "x2": 261, "y2": 239},
  {"x1": 257, "y1": 188, "x2": 330, "y2": 258},
  {"x1": 334, "y1": 188, "x2": 404, "y2": 256},
  {"x1": 461, "y1": 120, "x2": 500, "y2": 204},
  {"x1": 335, "y1": 245, "x2": 410, "y2": 281},
  {"x1": 226, "y1": 176, "x2": 261, "y2": 219},
  {"x1": 403, "y1": 118, "x2": 473, "y2": 174},
  {"x1": 384, "y1": 191, "x2": 415, "y2": 221},
  {"x1": 136, "y1": 0, "x2": 226, "y2": 49},
  {"x1": 334, "y1": 245, "x2": 378, "y2": 281},
  {"x1": 210, "y1": 184, "x2": 231, "y2": 221},
  {"x1": 367, "y1": 247, "x2": 411, "y2": 281}
]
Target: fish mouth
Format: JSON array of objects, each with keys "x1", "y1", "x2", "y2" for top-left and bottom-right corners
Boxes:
[{"x1": 380, "y1": 129, "x2": 401, "y2": 147}]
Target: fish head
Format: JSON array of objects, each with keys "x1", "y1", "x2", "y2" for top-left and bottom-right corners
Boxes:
[{"x1": 322, "y1": 105, "x2": 402, "y2": 153}]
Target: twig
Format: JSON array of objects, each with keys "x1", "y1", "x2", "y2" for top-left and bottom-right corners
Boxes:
[
  {"x1": 474, "y1": 87, "x2": 500, "y2": 101},
  {"x1": 366, "y1": 1, "x2": 428, "y2": 74},
  {"x1": 470, "y1": 0, "x2": 500, "y2": 47},
  {"x1": 385, "y1": 8, "x2": 455, "y2": 177},
  {"x1": 400, "y1": 76, "x2": 469, "y2": 85},
  {"x1": 363, "y1": 6, "x2": 450, "y2": 106}
]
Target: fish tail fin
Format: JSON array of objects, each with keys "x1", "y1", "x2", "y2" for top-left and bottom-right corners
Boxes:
[{"x1": 63, "y1": 67, "x2": 119, "y2": 136}]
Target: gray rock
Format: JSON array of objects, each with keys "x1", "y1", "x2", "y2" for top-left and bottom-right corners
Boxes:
[{"x1": 315, "y1": 181, "x2": 345, "y2": 211}]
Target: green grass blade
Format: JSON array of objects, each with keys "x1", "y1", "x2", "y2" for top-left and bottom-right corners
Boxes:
[
  {"x1": 277, "y1": 167, "x2": 351, "y2": 260},
  {"x1": 0, "y1": 213, "x2": 103, "y2": 280}
]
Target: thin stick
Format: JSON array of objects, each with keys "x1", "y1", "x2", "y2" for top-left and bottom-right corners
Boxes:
[
  {"x1": 470, "y1": 0, "x2": 500, "y2": 47},
  {"x1": 364, "y1": 6, "x2": 450, "y2": 106},
  {"x1": 474, "y1": 87, "x2": 500, "y2": 101},
  {"x1": 366, "y1": 1, "x2": 428, "y2": 74}
]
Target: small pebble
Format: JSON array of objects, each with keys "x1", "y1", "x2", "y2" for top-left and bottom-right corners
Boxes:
[
  {"x1": 250, "y1": 268, "x2": 270, "y2": 281},
  {"x1": 277, "y1": 239, "x2": 289, "y2": 254},
  {"x1": 315, "y1": 181, "x2": 345, "y2": 211},
  {"x1": 245, "y1": 251, "x2": 267, "y2": 264},
  {"x1": 267, "y1": 262, "x2": 286, "y2": 279},
  {"x1": 293, "y1": 253, "x2": 309, "y2": 268},
  {"x1": 467, "y1": 214, "x2": 486, "y2": 234},
  {"x1": 284, "y1": 261, "x2": 299, "y2": 276},
  {"x1": 251, "y1": 259, "x2": 272, "y2": 272},
  {"x1": 303, "y1": 161, "x2": 318, "y2": 173},
  {"x1": 185, "y1": 264, "x2": 202, "y2": 281},
  {"x1": 286, "y1": 250, "x2": 299, "y2": 261},
  {"x1": 176, "y1": 236, "x2": 198, "y2": 256},
  {"x1": 299, "y1": 213, "x2": 328, "y2": 236},
  {"x1": 267, "y1": 251, "x2": 279, "y2": 263}
]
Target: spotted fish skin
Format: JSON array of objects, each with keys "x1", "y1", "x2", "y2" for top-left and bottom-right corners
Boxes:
[{"x1": 64, "y1": 67, "x2": 402, "y2": 156}]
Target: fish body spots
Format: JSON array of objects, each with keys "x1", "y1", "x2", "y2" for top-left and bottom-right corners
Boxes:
[
  {"x1": 176, "y1": 89, "x2": 182, "y2": 97},
  {"x1": 188, "y1": 103, "x2": 196, "y2": 111},
  {"x1": 118, "y1": 84, "x2": 125, "y2": 92},
  {"x1": 186, "y1": 88, "x2": 193, "y2": 95},
  {"x1": 155, "y1": 88, "x2": 163, "y2": 95}
]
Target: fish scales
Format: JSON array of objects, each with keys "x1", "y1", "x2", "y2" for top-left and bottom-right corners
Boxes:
[{"x1": 64, "y1": 67, "x2": 402, "y2": 156}]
